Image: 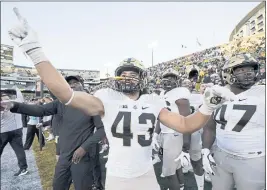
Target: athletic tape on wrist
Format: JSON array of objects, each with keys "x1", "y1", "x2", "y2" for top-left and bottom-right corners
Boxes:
[{"x1": 65, "y1": 91, "x2": 75, "y2": 105}]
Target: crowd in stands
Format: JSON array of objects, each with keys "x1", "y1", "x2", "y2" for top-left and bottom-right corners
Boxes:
[
  {"x1": 58, "y1": 69, "x2": 99, "y2": 81},
  {"x1": 86, "y1": 33, "x2": 266, "y2": 94},
  {"x1": 1, "y1": 33, "x2": 266, "y2": 95}
]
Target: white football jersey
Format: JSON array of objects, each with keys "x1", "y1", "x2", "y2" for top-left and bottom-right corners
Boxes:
[
  {"x1": 189, "y1": 93, "x2": 203, "y2": 111},
  {"x1": 214, "y1": 85, "x2": 265, "y2": 158},
  {"x1": 159, "y1": 87, "x2": 191, "y2": 133},
  {"x1": 94, "y1": 88, "x2": 165, "y2": 178}
]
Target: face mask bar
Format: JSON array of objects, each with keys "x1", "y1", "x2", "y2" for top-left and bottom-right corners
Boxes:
[
  {"x1": 114, "y1": 76, "x2": 142, "y2": 94},
  {"x1": 230, "y1": 64, "x2": 259, "y2": 89},
  {"x1": 161, "y1": 78, "x2": 178, "y2": 91}
]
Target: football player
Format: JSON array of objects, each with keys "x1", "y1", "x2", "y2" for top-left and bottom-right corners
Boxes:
[
  {"x1": 152, "y1": 69, "x2": 191, "y2": 190},
  {"x1": 6, "y1": 8, "x2": 234, "y2": 190},
  {"x1": 177, "y1": 79, "x2": 206, "y2": 190},
  {"x1": 202, "y1": 53, "x2": 265, "y2": 190}
]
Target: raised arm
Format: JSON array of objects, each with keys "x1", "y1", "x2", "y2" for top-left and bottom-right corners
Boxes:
[
  {"x1": 8, "y1": 8, "x2": 104, "y2": 117},
  {"x1": 34, "y1": 63, "x2": 104, "y2": 116}
]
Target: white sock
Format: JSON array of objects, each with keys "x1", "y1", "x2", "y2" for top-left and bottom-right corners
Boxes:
[
  {"x1": 194, "y1": 174, "x2": 204, "y2": 190},
  {"x1": 180, "y1": 183, "x2": 184, "y2": 190}
]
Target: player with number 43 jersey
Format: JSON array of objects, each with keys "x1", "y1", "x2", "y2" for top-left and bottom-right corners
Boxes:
[
  {"x1": 6, "y1": 8, "x2": 235, "y2": 190},
  {"x1": 202, "y1": 53, "x2": 265, "y2": 190}
]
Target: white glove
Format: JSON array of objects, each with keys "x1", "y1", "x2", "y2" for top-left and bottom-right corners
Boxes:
[
  {"x1": 8, "y1": 8, "x2": 48, "y2": 65},
  {"x1": 199, "y1": 85, "x2": 236, "y2": 115},
  {"x1": 202, "y1": 148, "x2": 216, "y2": 175},
  {"x1": 151, "y1": 133, "x2": 160, "y2": 151},
  {"x1": 36, "y1": 123, "x2": 43, "y2": 129},
  {"x1": 174, "y1": 151, "x2": 190, "y2": 167}
]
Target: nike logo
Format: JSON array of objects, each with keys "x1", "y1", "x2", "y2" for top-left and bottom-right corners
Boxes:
[
  {"x1": 238, "y1": 98, "x2": 247, "y2": 101},
  {"x1": 142, "y1": 107, "x2": 149, "y2": 110}
]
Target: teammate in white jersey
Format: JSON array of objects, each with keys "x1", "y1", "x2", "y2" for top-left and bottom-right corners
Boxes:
[
  {"x1": 177, "y1": 79, "x2": 206, "y2": 190},
  {"x1": 202, "y1": 53, "x2": 265, "y2": 190},
  {"x1": 5, "y1": 8, "x2": 235, "y2": 190},
  {"x1": 152, "y1": 69, "x2": 191, "y2": 190}
]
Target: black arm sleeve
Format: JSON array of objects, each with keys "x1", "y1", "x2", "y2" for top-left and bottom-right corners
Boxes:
[
  {"x1": 80, "y1": 115, "x2": 106, "y2": 152},
  {"x1": 10, "y1": 100, "x2": 59, "y2": 117},
  {"x1": 21, "y1": 114, "x2": 28, "y2": 128},
  {"x1": 202, "y1": 112, "x2": 216, "y2": 149}
]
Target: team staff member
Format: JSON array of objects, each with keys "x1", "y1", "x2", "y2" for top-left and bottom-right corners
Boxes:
[
  {"x1": 90, "y1": 122, "x2": 105, "y2": 190},
  {"x1": 23, "y1": 99, "x2": 45, "y2": 150},
  {"x1": 7, "y1": 76, "x2": 106, "y2": 190},
  {"x1": 0, "y1": 88, "x2": 28, "y2": 176}
]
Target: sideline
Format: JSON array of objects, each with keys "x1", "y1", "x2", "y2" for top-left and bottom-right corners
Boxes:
[{"x1": 1, "y1": 128, "x2": 42, "y2": 190}]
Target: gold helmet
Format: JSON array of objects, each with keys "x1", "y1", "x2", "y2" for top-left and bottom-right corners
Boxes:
[
  {"x1": 161, "y1": 68, "x2": 179, "y2": 90},
  {"x1": 162, "y1": 68, "x2": 179, "y2": 78},
  {"x1": 114, "y1": 58, "x2": 147, "y2": 93},
  {"x1": 222, "y1": 53, "x2": 259, "y2": 89}
]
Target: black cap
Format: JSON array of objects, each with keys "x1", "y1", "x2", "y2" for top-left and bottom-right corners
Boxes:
[{"x1": 65, "y1": 75, "x2": 84, "y2": 86}]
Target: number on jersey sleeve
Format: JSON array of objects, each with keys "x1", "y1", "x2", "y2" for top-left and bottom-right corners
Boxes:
[
  {"x1": 111, "y1": 111, "x2": 156, "y2": 147},
  {"x1": 214, "y1": 104, "x2": 256, "y2": 132}
]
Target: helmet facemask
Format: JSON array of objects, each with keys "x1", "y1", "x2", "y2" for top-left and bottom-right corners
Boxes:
[
  {"x1": 114, "y1": 66, "x2": 146, "y2": 94},
  {"x1": 161, "y1": 75, "x2": 178, "y2": 91},
  {"x1": 230, "y1": 63, "x2": 259, "y2": 89}
]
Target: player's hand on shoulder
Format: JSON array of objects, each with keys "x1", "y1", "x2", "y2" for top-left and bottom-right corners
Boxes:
[
  {"x1": 201, "y1": 148, "x2": 216, "y2": 175},
  {"x1": 199, "y1": 85, "x2": 235, "y2": 115}
]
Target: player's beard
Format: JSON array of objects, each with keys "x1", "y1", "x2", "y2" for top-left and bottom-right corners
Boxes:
[
  {"x1": 116, "y1": 78, "x2": 141, "y2": 94},
  {"x1": 121, "y1": 83, "x2": 140, "y2": 94}
]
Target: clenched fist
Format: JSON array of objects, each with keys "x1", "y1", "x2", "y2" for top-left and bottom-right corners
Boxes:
[{"x1": 199, "y1": 85, "x2": 235, "y2": 115}]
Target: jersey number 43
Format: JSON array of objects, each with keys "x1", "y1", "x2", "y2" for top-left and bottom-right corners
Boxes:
[{"x1": 111, "y1": 111, "x2": 156, "y2": 147}]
